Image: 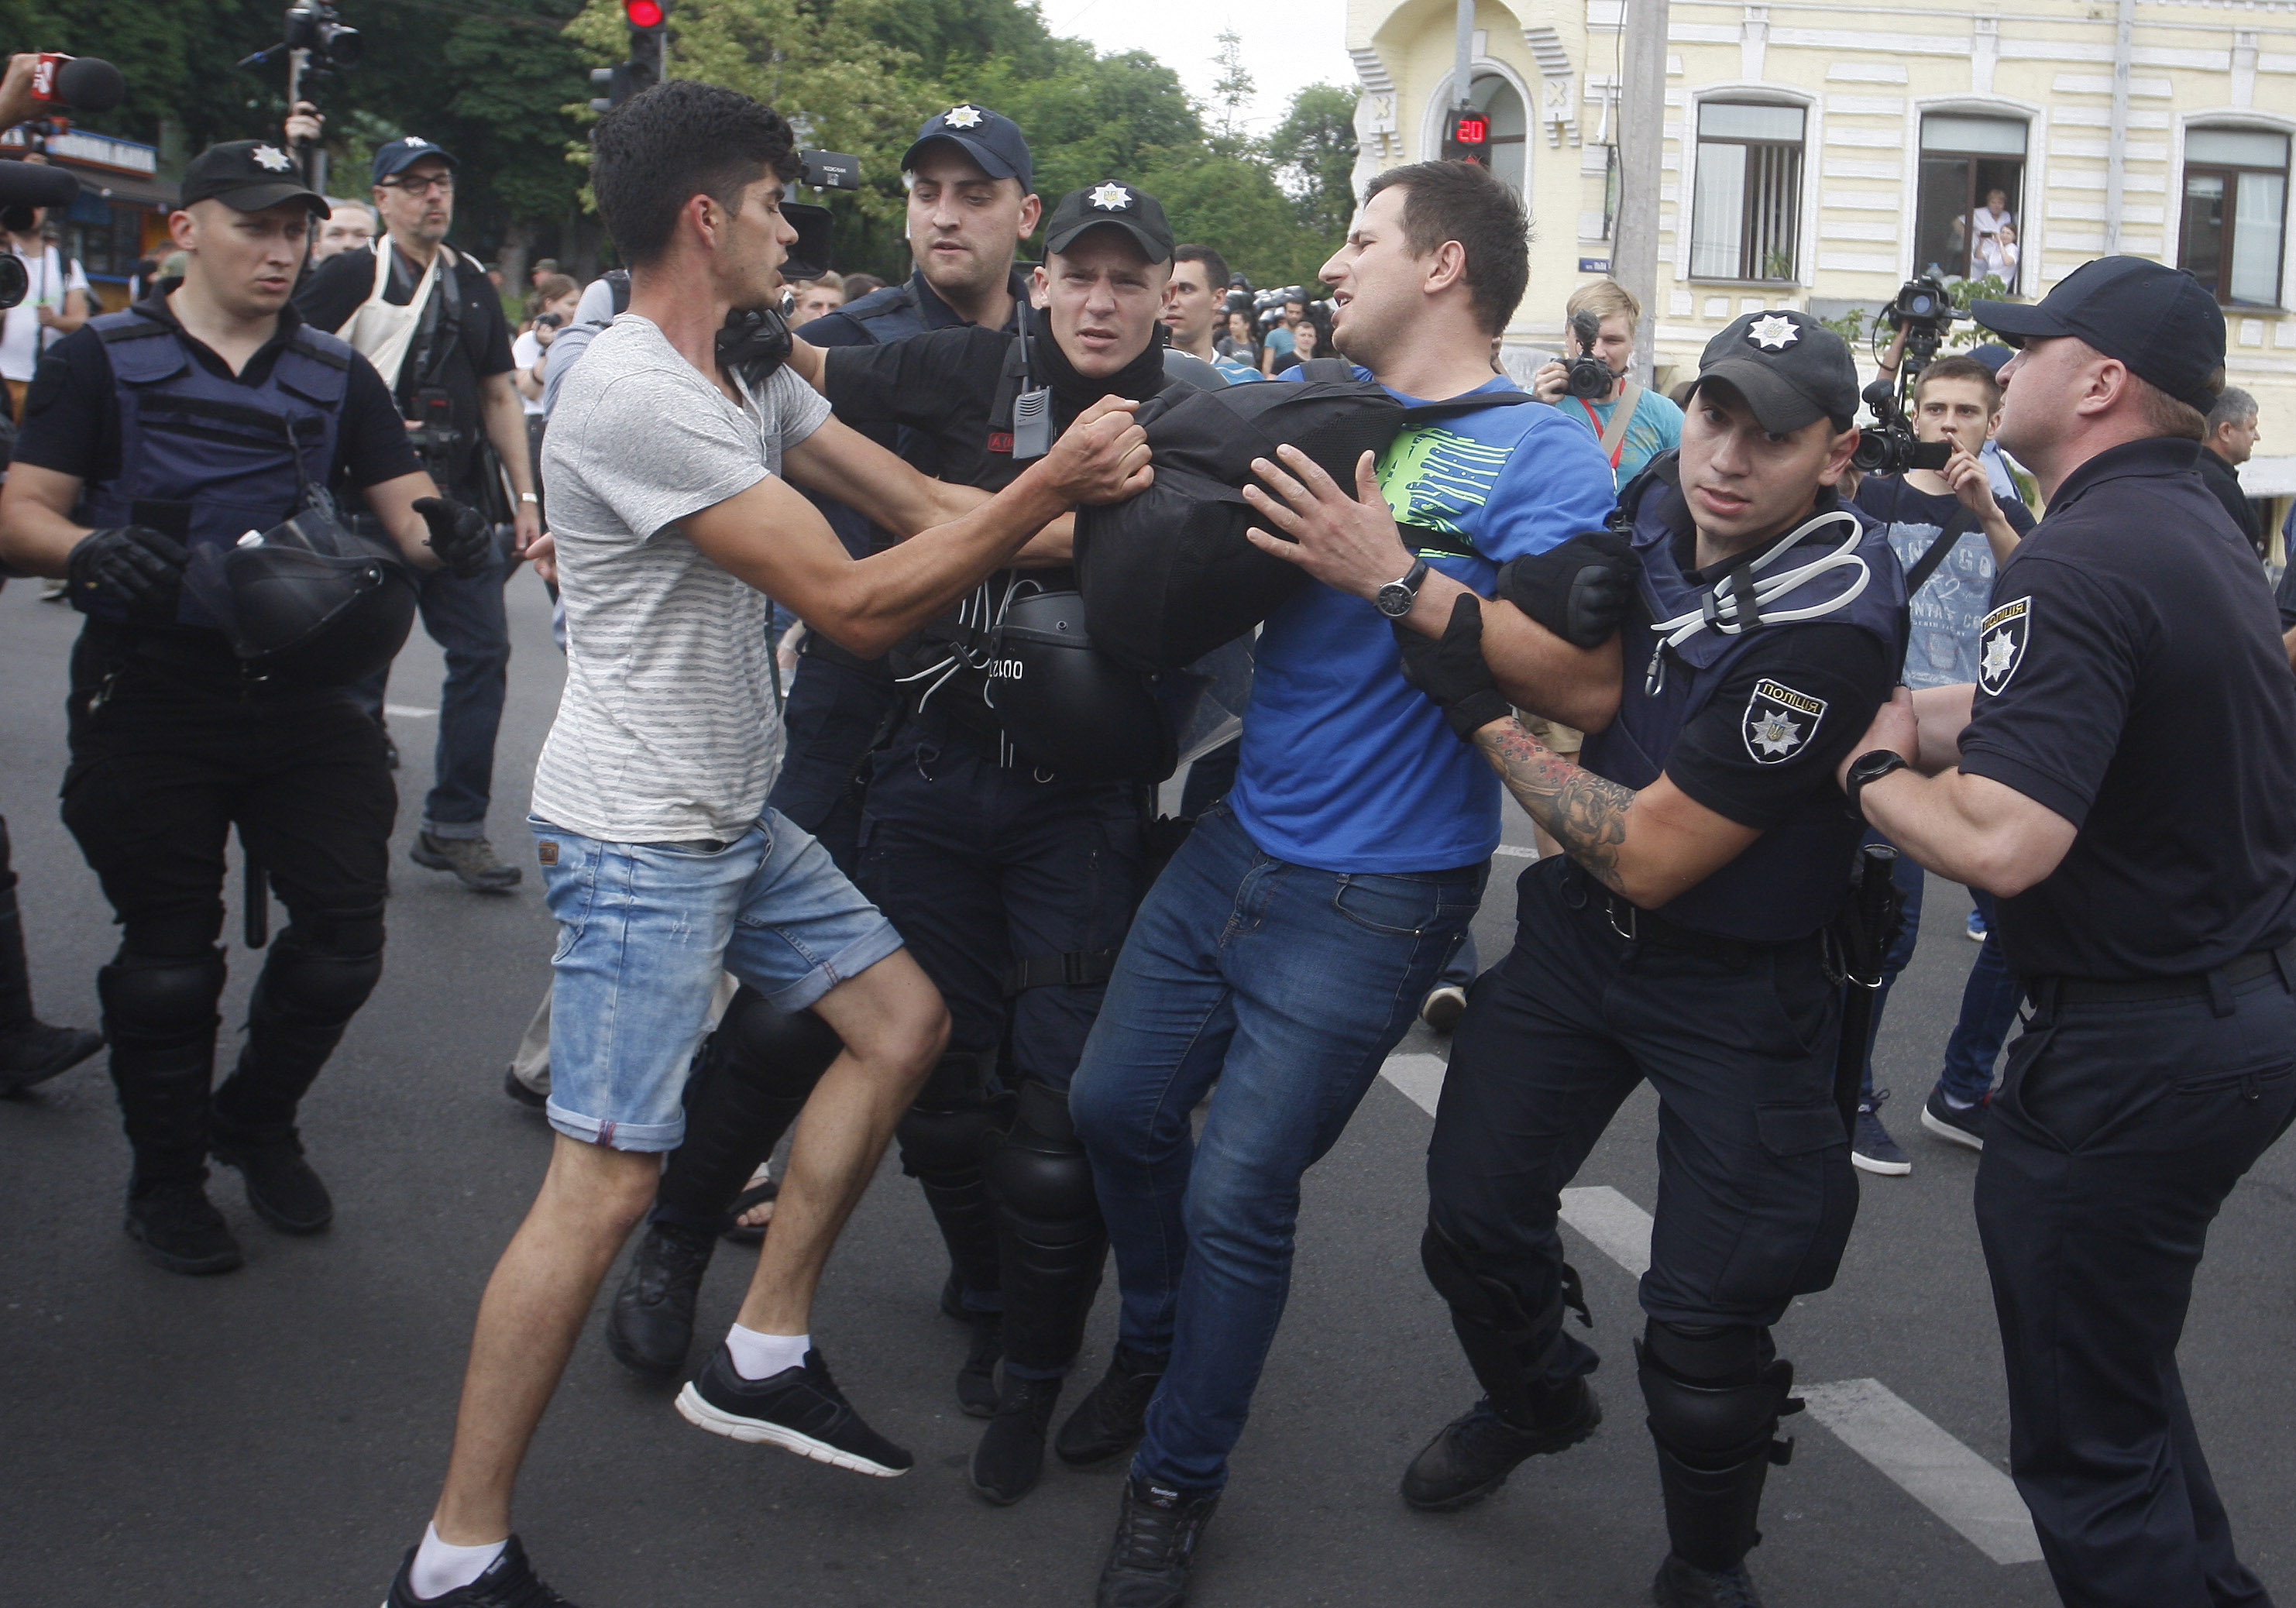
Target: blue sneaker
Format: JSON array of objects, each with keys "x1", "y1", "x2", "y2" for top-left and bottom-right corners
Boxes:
[
  {"x1": 1965, "y1": 907, "x2": 1988, "y2": 943},
  {"x1": 1921, "y1": 1081, "x2": 1989, "y2": 1151},
  {"x1": 1851, "y1": 1088, "x2": 1911, "y2": 1176}
]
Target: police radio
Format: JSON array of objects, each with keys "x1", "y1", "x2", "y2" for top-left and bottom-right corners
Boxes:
[{"x1": 1011, "y1": 305, "x2": 1053, "y2": 461}]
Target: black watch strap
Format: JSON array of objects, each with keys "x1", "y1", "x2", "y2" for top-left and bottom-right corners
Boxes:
[{"x1": 1846, "y1": 748, "x2": 1909, "y2": 819}]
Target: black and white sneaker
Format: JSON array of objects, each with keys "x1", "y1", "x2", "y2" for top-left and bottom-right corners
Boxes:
[
  {"x1": 1851, "y1": 1087, "x2": 1911, "y2": 1177},
  {"x1": 381, "y1": 1535, "x2": 576, "y2": 1606},
  {"x1": 1096, "y1": 1474, "x2": 1221, "y2": 1608},
  {"x1": 1920, "y1": 1082, "x2": 1989, "y2": 1151},
  {"x1": 676, "y1": 1344, "x2": 913, "y2": 1476}
]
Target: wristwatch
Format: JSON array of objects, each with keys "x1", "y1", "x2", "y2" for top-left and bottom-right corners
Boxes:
[
  {"x1": 1374, "y1": 557, "x2": 1429, "y2": 620},
  {"x1": 518, "y1": 493, "x2": 540, "y2": 505},
  {"x1": 1844, "y1": 748, "x2": 1909, "y2": 819}
]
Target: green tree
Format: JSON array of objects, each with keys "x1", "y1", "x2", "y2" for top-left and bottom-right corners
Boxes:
[
  {"x1": 1263, "y1": 82, "x2": 1358, "y2": 239},
  {"x1": 1207, "y1": 28, "x2": 1249, "y2": 153}
]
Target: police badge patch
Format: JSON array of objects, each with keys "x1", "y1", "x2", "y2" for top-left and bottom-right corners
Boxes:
[
  {"x1": 1742, "y1": 678, "x2": 1827, "y2": 764},
  {"x1": 1977, "y1": 596, "x2": 2030, "y2": 696}
]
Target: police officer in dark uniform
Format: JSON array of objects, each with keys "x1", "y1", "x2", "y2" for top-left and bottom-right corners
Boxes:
[
  {"x1": 0, "y1": 143, "x2": 491, "y2": 1276},
  {"x1": 1388, "y1": 311, "x2": 1905, "y2": 1607},
  {"x1": 596, "y1": 105, "x2": 1047, "y2": 1395},
  {"x1": 1844, "y1": 256, "x2": 2296, "y2": 1608}
]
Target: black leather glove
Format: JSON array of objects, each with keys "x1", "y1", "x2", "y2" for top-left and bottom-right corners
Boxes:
[
  {"x1": 66, "y1": 524, "x2": 190, "y2": 620},
  {"x1": 1394, "y1": 592, "x2": 1514, "y2": 742},
  {"x1": 1494, "y1": 527, "x2": 1637, "y2": 649},
  {"x1": 717, "y1": 306, "x2": 793, "y2": 381},
  {"x1": 414, "y1": 496, "x2": 493, "y2": 579}
]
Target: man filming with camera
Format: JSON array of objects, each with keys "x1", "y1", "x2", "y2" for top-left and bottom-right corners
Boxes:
[
  {"x1": 1531, "y1": 279, "x2": 1683, "y2": 489},
  {"x1": 295, "y1": 135, "x2": 538, "y2": 892}
]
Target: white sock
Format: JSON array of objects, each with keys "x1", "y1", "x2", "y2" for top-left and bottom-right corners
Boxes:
[
  {"x1": 408, "y1": 1524, "x2": 507, "y2": 1600},
  {"x1": 726, "y1": 1324, "x2": 810, "y2": 1380}
]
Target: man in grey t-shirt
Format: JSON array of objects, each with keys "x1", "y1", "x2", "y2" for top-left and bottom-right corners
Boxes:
[{"x1": 386, "y1": 81, "x2": 1150, "y2": 1608}]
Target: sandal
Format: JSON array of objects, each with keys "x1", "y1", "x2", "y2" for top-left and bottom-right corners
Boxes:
[{"x1": 720, "y1": 1170, "x2": 779, "y2": 1246}]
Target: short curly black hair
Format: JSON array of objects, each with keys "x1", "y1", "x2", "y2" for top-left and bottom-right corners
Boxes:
[{"x1": 591, "y1": 80, "x2": 803, "y2": 269}]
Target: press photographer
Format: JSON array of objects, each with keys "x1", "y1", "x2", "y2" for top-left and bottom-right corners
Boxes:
[
  {"x1": 1529, "y1": 279, "x2": 1682, "y2": 489},
  {"x1": 295, "y1": 133, "x2": 538, "y2": 893}
]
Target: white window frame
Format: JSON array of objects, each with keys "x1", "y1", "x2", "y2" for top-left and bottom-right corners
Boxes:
[{"x1": 1682, "y1": 84, "x2": 1817, "y2": 287}]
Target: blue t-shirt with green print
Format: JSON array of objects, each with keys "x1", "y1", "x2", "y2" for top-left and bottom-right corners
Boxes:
[{"x1": 1229, "y1": 369, "x2": 1621, "y2": 873}]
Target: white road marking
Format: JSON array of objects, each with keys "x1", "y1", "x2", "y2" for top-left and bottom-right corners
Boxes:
[
  {"x1": 1799, "y1": 1380, "x2": 2045, "y2": 1565},
  {"x1": 383, "y1": 703, "x2": 437, "y2": 719},
  {"x1": 1493, "y1": 844, "x2": 1537, "y2": 858},
  {"x1": 1373, "y1": 1060, "x2": 2042, "y2": 1567}
]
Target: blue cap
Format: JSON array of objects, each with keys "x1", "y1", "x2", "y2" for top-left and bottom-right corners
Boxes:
[
  {"x1": 900, "y1": 103, "x2": 1032, "y2": 195},
  {"x1": 1972, "y1": 256, "x2": 2225, "y2": 414},
  {"x1": 372, "y1": 135, "x2": 459, "y2": 186}
]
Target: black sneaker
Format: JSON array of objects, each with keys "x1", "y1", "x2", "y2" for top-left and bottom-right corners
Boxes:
[
  {"x1": 381, "y1": 1534, "x2": 576, "y2": 1606},
  {"x1": 1401, "y1": 1380, "x2": 1602, "y2": 1511},
  {"x1": 1096, "y1": 1474, "x2": 1220, "y2": 1608},
  {"x1": 676, "y1": 1344, "x2": 913, "y2": 1476},
  {"x1": 411, "y1": 833, "x2": 522, "y2": 893},
  {"x1": 1652, "y1": 1553, "x2": 1765, "y2": 1607},
  {"x1": 1057, "y1": 1344, "x2": 1168, "y2": 1468},
  {"x1": 125, "y1": 1180, "x2": 244, "y2": 1275},
  {"x1": 501, "y1": 1067, "x2": 547, "y2": 1111},
  {"x1": 957, "y1": 1310, "x2": 1003, "y2": 1417},
  {"x1": 212, "y1": 1136, "x2": 334, "y2": 1233},
  {"x1": 0, "y1": 1020, "x2": 104, "y2": 1093},
  {"x1": 604, "y1": 1222, "x2": 714, "y2": 1378},
  {"x1": 1851, "y1": 1087, "x2": 1911, "y2": 1177},
  {"x1": 1920, "y1": 1082, "x2": 1989, "y2": 1151}
]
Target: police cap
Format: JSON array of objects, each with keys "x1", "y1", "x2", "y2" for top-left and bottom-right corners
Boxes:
[
  {"x1": 1043, "y1": 180, "x2": 1173, "y2": 265},
  {"x1": 179, "y1": 142, "x2": 331, "y2": 218},
  {"x1": 1693, "y1": 308, "x2": 1861, "y2": 435},
  {"x1": 901, "y1": 104, "x2": 1033, "y2": 195},
  {"x1": 1971, "y1": 255, "x2": 2226, "y2": 414}
]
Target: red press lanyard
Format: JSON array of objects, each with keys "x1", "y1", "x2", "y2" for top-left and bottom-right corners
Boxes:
[{"x1": 1579, "y1": 396, "x2": 1627, "y2": 469}]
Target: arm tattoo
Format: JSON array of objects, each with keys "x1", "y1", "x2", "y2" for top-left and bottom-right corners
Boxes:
[{"x1": 1475, "y1": 720, "x2": 1636, "y2": 896}]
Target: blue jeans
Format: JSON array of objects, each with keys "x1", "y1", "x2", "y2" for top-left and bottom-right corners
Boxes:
[
  {"x1": 1070, "y1": 805, "x2": 1485, "y2": 1490},
  {"x1": 1940, "y1": 888, "x2": 2023, "y2": 1104},
  {"x1": 352, "y1": 540, "x2": 511, "y2": 839}
]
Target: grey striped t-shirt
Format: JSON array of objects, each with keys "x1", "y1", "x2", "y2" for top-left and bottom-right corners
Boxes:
[{"x1": 532, "y1": 314, "x2": 830, "y2": 842}]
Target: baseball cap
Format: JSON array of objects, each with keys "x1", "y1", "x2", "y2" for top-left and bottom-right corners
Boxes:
[
  {"x1": 1042, "y1": 180, "x2": 1173, "y2": 264},
  {"x1": 1971, "y1": 255, "x2": 2225, "y2": 414},
  {"x1": 1693, "y1": 308, "x2": 1861, "y2": 435},
  {"x1": 1968, "y1": 342, "x2": 2015, "y2": 376},
  {"x1": 901, "y1": 103, "x2": 1033, "y2": 194},
  {"x1": 371, "y1": 135, "x2": 459, "y2": 185},
  {"x1": 178, "y1": 141, "x2": 330, "y2": 217}
]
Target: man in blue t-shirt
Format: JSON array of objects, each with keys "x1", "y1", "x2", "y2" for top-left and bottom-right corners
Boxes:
[{"x1": 1066, "y1": 159, "x2": 1618, "y2": 1608}]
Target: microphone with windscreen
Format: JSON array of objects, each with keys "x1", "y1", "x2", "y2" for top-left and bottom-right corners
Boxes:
[{"x1": 31, "y1": 53, "x2": 125, "y2": 112}]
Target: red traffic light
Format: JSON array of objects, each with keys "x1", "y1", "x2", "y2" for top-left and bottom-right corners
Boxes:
[
  {"x1": 624, "y1": 0, "x2": 664, "y2": 27},
  {"x1": 1453, "y1": 115, "x2": 1489, "y2": 145}
]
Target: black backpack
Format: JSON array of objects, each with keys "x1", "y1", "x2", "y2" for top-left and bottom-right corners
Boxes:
[{"x1": 1073, "y1": 362, "x2": 1533, "y2": 672}]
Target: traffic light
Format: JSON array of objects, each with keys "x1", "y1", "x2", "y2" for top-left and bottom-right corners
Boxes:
[
  {"x1": 589, "y1": 0, "x2": 667, "y2": 111},
  {"x1": 1442, "y1": 105, "x2": 1490, "y2": 165}
]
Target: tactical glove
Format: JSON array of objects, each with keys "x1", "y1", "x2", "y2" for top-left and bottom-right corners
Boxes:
[
  {"x1": 414, "y1": 496, "x2": 493, "y2": 579},
  {"x1": 1494, "y1": 527, "x2": 1637, "y2": 649},
  {"x1": 66, "y1": 524, "x2": 190, "y2": 620},
  {"x1": 1394, "y1": 592, "x2": 1514, "y2": 742}
]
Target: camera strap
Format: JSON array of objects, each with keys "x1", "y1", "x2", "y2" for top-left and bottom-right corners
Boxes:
[
  {"x1": 1901, "y1": 508, "x2": 1977, "y2": 599},
  {"x1": 1579, "y1": 379, "x2": 1641, "y2": 470}
]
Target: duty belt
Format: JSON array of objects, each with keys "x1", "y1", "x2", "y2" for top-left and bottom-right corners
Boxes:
[
  {"x1": 1561, "y1": 864, "x2": 1816, "y2": 971},
  {"x1": 2026, "y1": 943, "x2": 2296, "y2": 1012}
]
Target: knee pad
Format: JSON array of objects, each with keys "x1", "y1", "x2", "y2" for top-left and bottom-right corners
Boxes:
[
  {"x1": 99, "y1": 947, "x2": 228, "y2": 1040},
  {"x1": 898, "y1": 1097, "x2": 999, "y2": 1181},
  {"x1": 710, "y1": 987, "x2": 843, "y2": 1100},
  {"x1": 988, "y1": 1082, "x2": 1099, "y2": 1229},
  {"x1": 913, "y1": 1044, "x2": 996, "y2": 1111},
  {"x1": 256, "y1": 933, "x2": 383, "y2": 1026},
  {"x1": 1636, "y1": 1321, "x2": 1799, "y2": 1467}
]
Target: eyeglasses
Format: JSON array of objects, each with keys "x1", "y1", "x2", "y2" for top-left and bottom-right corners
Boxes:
[{"x1": 384, "y1": 174, "x2": 455, "y2": 195}]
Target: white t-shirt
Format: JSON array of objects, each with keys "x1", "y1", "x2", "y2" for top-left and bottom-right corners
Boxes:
[
  {"x1": 532, "y1": 314, "x2": 830, "y2": 842},
  {"x1": 0, "y1": 245, "x2": 89, "y2": 380},
  {"x1": 510, "y1": 328, "x2": 546, "y2": 414}
]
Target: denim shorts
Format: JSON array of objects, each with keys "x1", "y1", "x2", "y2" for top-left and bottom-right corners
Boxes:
[{"x1": 531, "y1": 809, "x2": 904, "y2": 1152}]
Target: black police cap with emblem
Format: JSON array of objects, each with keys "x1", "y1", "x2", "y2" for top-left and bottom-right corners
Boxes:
[
  {"x1": 1042, "y1": 180, "x2": 1173, "y2": 264},
  {"x1": 1693, "y1": 308, "x2": 1861, "y2": 435},
  {"x1": 901, "y1": 104, "x2": 1033, "y2": 195},
  {"x1": 1972, "y1": 254, "x2": 2226, "y2": 415},
  {"x1": 178, "y1": 141, "x2": 332, "y2": 218}
]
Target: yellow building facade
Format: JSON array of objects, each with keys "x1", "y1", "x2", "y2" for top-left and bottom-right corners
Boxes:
[{"x1": 1347, "y1": 0, "x2": 2296, "y2": 513}]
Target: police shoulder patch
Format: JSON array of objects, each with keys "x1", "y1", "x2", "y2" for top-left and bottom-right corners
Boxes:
[
  {"x1": 1742, "y1": 677, "x2": 1827, "y2": 764},
  {"x1": 1977, "y1": 596, "x2": 2030, "y2": 696}
]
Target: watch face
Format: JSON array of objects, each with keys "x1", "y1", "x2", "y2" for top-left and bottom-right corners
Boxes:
[{"x1": 1376, "y1": 582, "x2": 1414, "y2": 618}]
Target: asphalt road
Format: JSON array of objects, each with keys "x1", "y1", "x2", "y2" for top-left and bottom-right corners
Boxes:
[{"x1": 4, "y1": 573, "x2": 2292, "y2": 1607}]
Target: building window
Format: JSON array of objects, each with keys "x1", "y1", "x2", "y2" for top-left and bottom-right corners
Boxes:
[
  {"x1": 1468, "y1": 74, "x2": 1528, "y2": 193},
  {"x1": 2181, "y1": 126, "x2": 2289, "y2": 308},
  {"x1": 1913, "y1": 115, "x2": 2026, "y2": 290},
  {"x1": 1690, "y1": 101, "x2": 1804, "y2": 282}
]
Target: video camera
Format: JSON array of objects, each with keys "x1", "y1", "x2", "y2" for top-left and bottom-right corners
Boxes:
[
  {"x1": 1562, "y1": 309, "x2": 1616, "y2": 401},
  {"x1": 0, "y1": 162, "x2": 83, "y2": 311},
  {"x1": 1880, "y1": 270, "x2": 1954, "y2": 373},
  {"x1": 405, "y1": 387, "x2": 460, "y2": 486},
  {"x1": 1851, "y1": 376, "x2": 1951, "y2": 478},
  {"x1": 1851, "y1": 269, "x2": 1960, "y2": 477},
  {"x1": 779, "y1": 148, "x2": 858, "y2": 281},
  {"x1": 239, "y1": 2, "x2": 362, "y2": 72}
]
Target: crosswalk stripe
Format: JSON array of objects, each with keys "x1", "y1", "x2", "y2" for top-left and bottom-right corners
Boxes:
[
  {"x1": 1373, "y1": 1054, "x2": 2043, "y2": 1567},
  {"x1": 1799, "y1": 1380, "x2": 2046, "y2": 1565},
  {"x1": 1492, "y1": 844, "x2": 1537, "y2": 858},
  {"x1": 383, "y1": 703, "x2": 438, "y2": 719}
]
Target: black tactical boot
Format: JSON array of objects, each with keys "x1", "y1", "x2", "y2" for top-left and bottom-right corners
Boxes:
[
  {"x1": 1652, "y1": 1554, "x2": 1766, "y2": 1607},
  {"x1": 1400, "y1": 1377, "x2": 1602, "y2": 1511},
  {"x1": 211, "y1": 1129, "x2": 333, "y2": 1233},
  {"x1": 1057, "y1": 1344, "x2": 1168, "y2": 1467},
  {"x1": 971, "y1": 1373, "x2": 1065, "y2": 1505},
  {"x1": 605, "y1": 1221, "x2": 715, "y2": 1376},
  {"x1": 125, "y1": 1177, "x2": 243, "y2": 1275},
  {"x1": 0, "y1": 1020, "x2": 104, "y2": 1093},
  {"x1": 1095, "y1": 1474, "x2": 1220, "y2": 1608}
]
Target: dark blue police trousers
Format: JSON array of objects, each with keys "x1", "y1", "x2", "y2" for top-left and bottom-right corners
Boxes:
[
  {"x1": 1428, "y1": 857, "x2": 1858, "y2": 1382},
  {"x1": 1977, "y1": 961, "x2": 2296, "y2": 1608}
]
